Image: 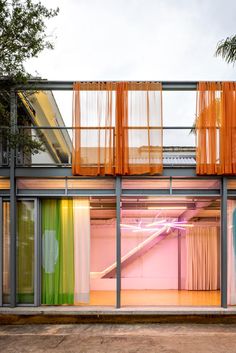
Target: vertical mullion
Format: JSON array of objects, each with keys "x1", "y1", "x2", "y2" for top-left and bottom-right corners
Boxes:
[
  {"x1": 177, "y1": 229, "x2": 181, "y2": 291},
  {"x1": 34, "y1": 198, "x2": 41, "y2": 306},
  {"x1": 116, "y1": 176, "x2": 121, "y2": 308},
  {"x1": 10, "y1": 89, "x2": 17, "y2": 308},
  {"x1": 221, "y1": 176, "x2": 227, "y2": 308},
  {"x1": 38, "y1": 198, "x2": 42, "y2": 306},
  {"x1": 0, "y1": 197, "x2": 3, "y2": 306}
]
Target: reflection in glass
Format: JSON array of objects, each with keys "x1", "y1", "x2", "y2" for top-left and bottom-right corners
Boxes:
[{"x1": 17, "y1": 201, "x2": 35, "y2": 304}]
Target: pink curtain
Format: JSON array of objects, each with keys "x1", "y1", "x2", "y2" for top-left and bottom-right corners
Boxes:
[
  {"x1": 73, "y1": 198, "x2": 91, "y2": 303},
  {"x1": 186, "y1": 226, "x2": 220, "y2": 290}
]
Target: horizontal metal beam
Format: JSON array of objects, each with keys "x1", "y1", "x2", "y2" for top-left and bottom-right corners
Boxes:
[
  {"x1": 17, "y1": 189, "x2": 115, "y2": 196},
  {"x1": 0, "y1": 166, "x2": 198, "y2": 178},
  {"x1": 122, "y1": 189, "x2": 220, "y2": 196},
  {"x1": 10, "y1": 80, "x2": 199, "y2": 91},
  {"x1": 0, "y1": 169, "x2": 10, "y2": 177},
  {"x1": 4, "y1": 126, "x2": 194, "y2": 130}
]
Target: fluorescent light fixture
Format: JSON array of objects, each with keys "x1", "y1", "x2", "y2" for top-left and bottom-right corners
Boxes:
[{"x1": 147, "y1": 206, "x2": 187, "y2": 210}]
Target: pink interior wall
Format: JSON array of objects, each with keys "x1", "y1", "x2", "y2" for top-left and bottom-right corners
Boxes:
[
  {"x1": 90, "y1": 224, "x2": 116, "y2": 290},
  {"x1": 121, "y1": 230, "x2": 179, "y2": 289},
  {"x1": 90, "y1": 224, "x2": 187, "y2": 290}
]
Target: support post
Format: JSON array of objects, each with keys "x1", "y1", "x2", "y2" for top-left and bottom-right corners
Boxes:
[
  {"x1": 0, "y1": 197, "x2": 2, "y2": 306},
  {"x1": 34, "y1": 198, "x2": 41, "y2": 306},
  {"x1": 221, "y1": 176, "x2": 227, "y2": 308},
  {"x1": 10, "y1": 89, "x2": 17, "y2": 307},
  {"x1": 116, "y1": 176, "x2": 121, "y2": 308},
  {"x1": 178, "y1": 229, "x2": 181, "y2": 291}
]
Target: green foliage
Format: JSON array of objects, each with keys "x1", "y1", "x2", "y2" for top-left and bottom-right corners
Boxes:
[
  {"x1": 0, "y1": 0, "x2": 59, "y2": 157},
  {"x1": 215, "y1": 35, "x2": 236, "y2": 64},
  {"x1": 0, "y1": 0, "x2": 59, "y2": 79}
]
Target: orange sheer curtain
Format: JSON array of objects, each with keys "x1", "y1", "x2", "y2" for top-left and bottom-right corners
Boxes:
[
  {"x1": 124, "y1": 82, "x2": 163, "y2": 175},
  {"x1": 196, "y1": 82, "x2": 236, "y2": 175},
  {"x1": 72, "y1": 82, "x2": 115, "y2": 176},
  {"x1": 72, "y1": 82, "x2": 163, "y2": 176}
]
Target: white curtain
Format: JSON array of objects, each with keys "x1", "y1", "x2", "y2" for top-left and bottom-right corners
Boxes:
[
  {"x1": 73, "y1": 198, "x2": 90, "y2": 303},
  {"x1": 186, "y1": 226, "x2": 220, "y2": 290},
  {"x1": 227, "y1": 200, "x2": 236, "y2": 305}
]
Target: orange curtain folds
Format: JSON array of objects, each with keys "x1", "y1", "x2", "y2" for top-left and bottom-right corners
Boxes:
[
  {"x1": 196, "y1": 82, "x2": 236, "y2": 175},
  {"x1": 72, "y1": 82, "x2": 163, "y2": 176},
  {"x1": 72, "y1": 82, "x2": 115, "y2": 176},
  {"x1": 123, "y1": 82, "x2": 163, "y2": 175}
]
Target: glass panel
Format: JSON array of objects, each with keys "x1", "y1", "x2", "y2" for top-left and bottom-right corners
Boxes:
[
  {"x1": 17, "y1": 201, "x2": 35, "y2": 304},
  {"x1": 172, "y1": 178, "x2": 220, "y2": 190},
  {"x1": 17, "y1": 179, "x2": 66, "y2": 189},
  {"x1": 122, "y1": 178, "x2": 170, "y2": 190},
  {"x1": 90, "y1": 196, "x2": 116, "y2": 306},
  {"x1": 3, "y1": 201, "x2": 10, "y2": 304},
  {"x1": 67, "y1": 179, "x2": 115, "y2": 190},
  {"x1": 163, "y1": 91, "x2": 196, "y2": 127},
  {"x1": 163, "y1": 129, "x2": 195, "y2": 147},
  {"x1": 227, "y1": 179, "x2": 236, "y2": 190},
  {"x1": 17, "y1": 90, "x2": 73, "y2": 166},
  {"x1": 121, "y1": 196, "x2": 220, "y2": 306},
  {"x1": 16, "y1": 178, "x2": 115, "y2": 190},
  {"x1": 0, "y1": 179, "x2": 10, "y2": 189}
]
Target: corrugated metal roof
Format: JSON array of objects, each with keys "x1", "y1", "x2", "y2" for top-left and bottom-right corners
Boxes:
[{"x1": 163, "y1": 154, "x2": 196, "y2": 165}]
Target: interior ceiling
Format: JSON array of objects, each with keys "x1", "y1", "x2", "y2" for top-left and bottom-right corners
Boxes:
[{"x1": 89, "y1": 197, "x2": 220, "y2": 221}]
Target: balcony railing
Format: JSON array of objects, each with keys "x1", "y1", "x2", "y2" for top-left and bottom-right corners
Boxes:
[{"x1": 0, "y1": 126, "x2": 196, "y2": 167}]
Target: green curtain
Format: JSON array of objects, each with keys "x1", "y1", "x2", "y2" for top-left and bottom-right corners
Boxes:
[
  {"x1": 41, "y1": 199, "x2": 74, "y2": 305},
  {"x1": 17, "y1": 201, "x2": 35, "y2": 304}
]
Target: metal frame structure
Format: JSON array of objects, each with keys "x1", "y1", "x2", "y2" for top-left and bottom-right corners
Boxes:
[{"x1": 0, "y1": 80, "x2": 234, "y2": 309}]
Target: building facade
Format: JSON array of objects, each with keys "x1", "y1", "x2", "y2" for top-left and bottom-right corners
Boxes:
[{"x1": 0, "y1": 80, "x2": 235, "y2": 309}]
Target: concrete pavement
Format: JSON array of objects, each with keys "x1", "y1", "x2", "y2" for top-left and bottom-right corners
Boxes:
[{"x1": 1, "y1": 324, "x2": 236, "y2": 352}]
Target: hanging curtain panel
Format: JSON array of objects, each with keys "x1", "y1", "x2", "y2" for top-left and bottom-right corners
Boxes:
[
  {"x1": 227, "y1": 200, "x2": 236, "y2": 305},
  {"x1": 72, "y1": 82, "x2": 115, "y2": 176},
  {"x1": 42, "y1": 198, "x2": 90, "y2": 305},
  {"x1": 42, "y1": 199, "x2": 74, "y2": 305},
  {"x1": 196, "y1": 82, "x2": 236, "y2": 175},
  {"x1": 59, "y1": 199, "x2": 74, "y2": 304},
  {"x1": 17, "y1": 201, "x2": 35, "y2": 304},
  {"x1": 72, "y1": 82, "x2": 163, "y2": 176},
  {"x1": 124, "y1": 82, "x2": 163, "y2": 175},
  {"x1": 42, "y1": 199, "x2": 61, "y2": 304},
  {"x1": 73, "y1": 198, "x2": 90, "y2": 303},
  {"x1": 186, "y1": 226, "x2": 220, "y2": 290}
]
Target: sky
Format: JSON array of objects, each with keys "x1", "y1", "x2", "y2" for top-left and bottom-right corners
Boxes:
[{"x1": 25, "y1": 0, "x2": 236, "y2": 144}]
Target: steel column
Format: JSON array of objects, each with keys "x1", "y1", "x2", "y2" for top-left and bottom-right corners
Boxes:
[
  {"x1": 116, "y1": 176, "x2": 121, "y2": 308},
  {"x1": 178, "y1": 229, "x2": 181, "y2": 291},
  {"x1": 34, "y1": 199, "x2": 41, "y2": 306},
  {"x1": 9, "y1": 89, "x2": 17, "y2": 307},
  {"x1": 221, "y1": 177, "x2": 227, "y2": 308},
  {"x1": 0, "y1": 197, "x2": 2, "y2": 306}
]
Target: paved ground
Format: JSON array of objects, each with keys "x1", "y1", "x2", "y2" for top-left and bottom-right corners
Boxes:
[{"x1": 1, "y1": 324, "x2": 236, "y2": 352}]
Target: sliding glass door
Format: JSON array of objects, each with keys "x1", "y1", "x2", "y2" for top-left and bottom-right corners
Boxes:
[
  {"x1": 2, "y1": 201, "x2": 10, "y2": 304},
  {"x1": 17, "y1": 200, "x2": 35, "y2": 304},
  {"x1": 1, "y1": 199, "x2": 36, "y2": 305}
]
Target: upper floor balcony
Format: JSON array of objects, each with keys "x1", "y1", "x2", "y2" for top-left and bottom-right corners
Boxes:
[
  {"x1": 1, "y1": 80, "x2": 235, "y2": 176},
  {"x1": 0, "y1": 80, "x2": 198, "y2": 170}
]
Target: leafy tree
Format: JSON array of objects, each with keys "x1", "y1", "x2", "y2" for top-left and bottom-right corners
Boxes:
[
  {"x1": 215, "y1": 35, "x2": 236, "y2": 64},
  {"x1": 0, "y1": 0, "x2": 59, "y2": 158}
]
